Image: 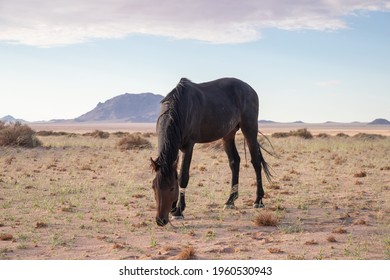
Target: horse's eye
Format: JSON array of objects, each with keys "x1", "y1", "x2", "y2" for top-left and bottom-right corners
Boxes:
[{"x1": 170, "y1": 188, "x2": 174, "y2": 192}]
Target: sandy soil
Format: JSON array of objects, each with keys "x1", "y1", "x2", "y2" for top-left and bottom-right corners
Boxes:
[{"x1": 0, "y1": 124, "x2": 389, "y2": 260}]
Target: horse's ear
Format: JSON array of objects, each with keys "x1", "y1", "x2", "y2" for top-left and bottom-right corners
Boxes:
[{"x1": 150, "y1": 158, "x2": 159, "y2": 172}]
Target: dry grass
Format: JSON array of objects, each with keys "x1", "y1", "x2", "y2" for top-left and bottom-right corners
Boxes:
[
  {"x1": 268, "y1": 247, "x2": 284, "y2": 254},
  {"x1": 0, "y1": 233, "x2": 13, "y2": 241},
  {"x1": 332, "y1": 227, "x2": 348, "y2": 234},
  {"x1": 304, "y1": 240, "x2": 319, "y2": 245},
  {"x1": 173, "y1": 246, "x2": 196, "y2": 260},
  {"x1": 354, "y1": 171, "x2": 367, "y2": 178},
  {"x1": 0, "y1": 129, "x2": 389, "y2": 260},
  {"x1": 327, "y1": 235, "x2": 337, "y2": 243},
  {"x1": 254, "y1": 211, "x2": 279, "y2": 226}
]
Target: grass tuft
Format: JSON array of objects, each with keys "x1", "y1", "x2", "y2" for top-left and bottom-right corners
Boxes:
[
  {"x1": 0, "y1": 233, "x2": 13, "y2": 241},
  {"x1": 254, "y1": 211, "x2": 279, "y2": 226},
  {"x1": 174, "y1": 246, "x2": 196, "y2": 260},
  {"x1": 354, "y1": 171, "x2": 367, "y2": 178}
]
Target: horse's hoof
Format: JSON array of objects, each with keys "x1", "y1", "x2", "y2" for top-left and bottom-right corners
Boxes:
[
  {"x1": 223, "y1": 204, "x2": 235, "y2": 210},
  {"x1": 171, "y1": 215, "x2": 184, "y2": 220},
  {"x1": 253, "y1": 203, "x2": 265, "y2": 208}
]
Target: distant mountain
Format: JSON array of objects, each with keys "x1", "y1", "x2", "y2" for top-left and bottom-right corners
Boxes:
[
  {"x1": 259, "y1": 120, "x2": 277, "y2": 124},
  {"x1": 0, "y1": 115, "x2": 27, "y2": 123},
  {"x1": 368, "y1": 118, "x2": 390, "y2": 125},
  {"x1": 75, "y1": 93, "x2": 164, "y2": 123}
]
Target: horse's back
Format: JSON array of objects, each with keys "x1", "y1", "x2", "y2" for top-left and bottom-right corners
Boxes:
[
  {"x1": 193, "y1": 78, "x2": 259, "y2": 119},
  {"x1": 183, "y1": 78, "x2": 259, "y2": 142}
]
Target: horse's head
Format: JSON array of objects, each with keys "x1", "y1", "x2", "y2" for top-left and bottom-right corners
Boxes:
[{"x1": 150, "y1": 158, "x2": 179, "y2": 226}]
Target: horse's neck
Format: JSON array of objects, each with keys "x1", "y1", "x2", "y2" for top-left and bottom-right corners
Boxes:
[{"x1": 157, "y1": 115, "x2": 181, "y2": 171}]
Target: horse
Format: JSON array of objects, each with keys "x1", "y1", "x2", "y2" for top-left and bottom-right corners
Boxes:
[{"x1": 150, "y1": 77, "x2": 272, "y2": 226}]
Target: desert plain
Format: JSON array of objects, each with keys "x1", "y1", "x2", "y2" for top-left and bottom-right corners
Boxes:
[{"x1": 0, "y1": 122, "x2": 389, "y2": 260}]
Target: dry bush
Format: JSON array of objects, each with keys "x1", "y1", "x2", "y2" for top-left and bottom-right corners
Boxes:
[
  {"x1": 271, "y1": 132, "x2": 290, "y2": 138},
  {"x1": 0, "y1": 122, "x2": 41, "y2": 148},
  {"x1": 142, "y1": 132, "x2": 156, "y2": 138},
  {"x1": 0, "y1": 233, "x2": 13, "y2": 241},
  {"x1": 304, "y1": 240, "x2": 319, "y2": 245},
  {"x1": 272, "y1": 129, "x2": 313, "y2": 139},
  {"x1": 254, "y1": 211, "x2": 279, "y2": 226},
  {"x1": 36, "y1": 130, "x2": 69, "y2": 136},
  {"x1": 332, "y1": 227, "x2": 348, "y2": 234},
  {"x1": 327, "y1": 235, "x2": 337, "y2": 243},
  {"x1": 336, "y1": 132, "x2": 349, "y2": 138},
  {"x1": 353, "y1": 219, "x2": 366, "y2": 225},
  {"x1": 173, "y1": 246, "x2": 196, "y2": 260},
  {"x1": 354, "y1": 171, "x2": 367, "y2": 178},
  {"x1": 112, "y1": 131, "x2": 130, "y2": 137},
  {"x1": 317, "y1": 133, "x2": 330, "y2": 138},
  {"x1": 290, "y1": 128, "x2": 313, "y2": 139},
  {"x1": 116, "y1": 134, "x2": 152, "y2": 150},
  {"x1": 268, "y1": 247, "x2": 284, "y2": 254},
  {"x1": 83, "y1": 130, "x2": 110, "y2": 139},
  {"x1": 353, "y1": 133, "x2": 386, "y2": 140},
  {"x1": 35, "y1": 222, "x2": 48, "y2": 228}
]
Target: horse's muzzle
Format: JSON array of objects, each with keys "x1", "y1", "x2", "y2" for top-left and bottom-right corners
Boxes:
[{"x1": 156, "y1": 217, "x2": 168, "y2": 227}]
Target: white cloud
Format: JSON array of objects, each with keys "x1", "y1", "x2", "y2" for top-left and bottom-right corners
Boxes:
[{"x1": 0, "y1": 0, "x2": 389, "y2": 47}]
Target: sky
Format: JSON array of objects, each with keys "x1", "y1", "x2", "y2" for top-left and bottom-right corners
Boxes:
[{"x1": 0, "y1": 0, "x2": 389, "y2": 123}]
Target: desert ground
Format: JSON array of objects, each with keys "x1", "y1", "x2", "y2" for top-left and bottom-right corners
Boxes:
[{"x1": 0, "y1": 122, "x2": 389, "y2": 260}]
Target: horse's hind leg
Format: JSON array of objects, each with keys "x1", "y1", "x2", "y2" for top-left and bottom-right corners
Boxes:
[
  {"x1": 223, "y1": 130, "x2": 240, "y2": 209},
  {"x1": 241, "y1": 127, "x2": 265, "y2": 208}
]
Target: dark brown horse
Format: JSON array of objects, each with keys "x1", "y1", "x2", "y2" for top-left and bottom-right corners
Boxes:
[{"x1": 151, "y1": 77, "x2": 271, "y2": 226}]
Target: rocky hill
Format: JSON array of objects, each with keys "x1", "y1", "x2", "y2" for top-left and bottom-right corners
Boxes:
[
  {"x1": 0, "y1": 115, "x2": 27, "y2": 123},
  {"x1": 368, "y1": 118, "x2": 390, "y2": 125},
  {"x1": 75, "y1": 93, "x2": 163, "y2": 123}
]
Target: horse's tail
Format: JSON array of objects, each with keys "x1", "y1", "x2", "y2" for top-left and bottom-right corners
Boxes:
[
  {"x1": 243, "y1": 131, "x2": 274, "y2": 183},
  {"x1": 258, "y1": 141, "x2": 273, "y2": 183},
  {"x1": 257, "y1": 130, "x2": 275, "y2": 183},
  {"x1": 257, "y1": 130, "x2": 276, "y2": 157}
]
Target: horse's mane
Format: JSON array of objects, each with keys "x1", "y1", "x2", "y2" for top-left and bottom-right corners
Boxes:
[
  {"x1": 155, "y1": 78, "x2": 191, "y2": 175},
  {"x1": 161, "y1": 78, "x2": 190, "y2": 104}
]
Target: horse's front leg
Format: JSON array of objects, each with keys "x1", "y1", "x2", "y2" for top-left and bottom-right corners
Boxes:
[{"x1": 171, "y1": 143, "x2": 194, "y2": 219}]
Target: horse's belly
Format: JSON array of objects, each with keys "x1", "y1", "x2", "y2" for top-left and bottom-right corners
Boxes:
[{"x1": 196, "y1": 117, "x2": 239, "y2": 143}]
